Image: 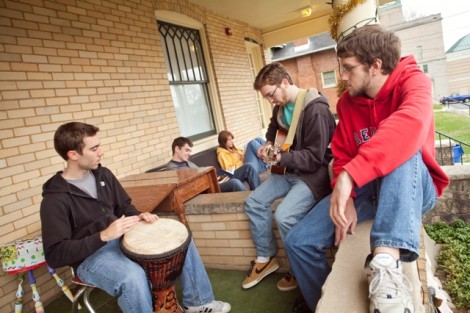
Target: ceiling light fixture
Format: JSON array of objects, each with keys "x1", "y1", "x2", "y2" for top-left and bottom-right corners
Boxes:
[{"x1": 300, "y1": 6, "x2": 312, "y2": 18}]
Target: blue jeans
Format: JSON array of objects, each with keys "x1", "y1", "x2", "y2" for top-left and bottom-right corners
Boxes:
[
  {"x1": 244, "y1": 137, "x2": 269, "y2": 174},
  {"x1": 77, "y1": 238, "x2": 215, "y2": 313},
  {"x1": 219, "y1": 178, "x2": 246, "y2": 192},
  {"x1": 233, "y1": 163, "x2": 261, "y2": 190},
  {"x1": 284, "y1": 151, "x2": 438, "y2": 311},
  {"x1": 244, "y1": 173, "x2": 316, "y2": 257}
]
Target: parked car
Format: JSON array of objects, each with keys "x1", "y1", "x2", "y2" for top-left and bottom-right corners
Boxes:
[{"x1": 439, "y1": 93, "x2": 470, "y2": 104}]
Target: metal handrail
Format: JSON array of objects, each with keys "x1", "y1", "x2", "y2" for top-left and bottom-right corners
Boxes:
[
  {"x1": 435, "y1": 131, "x2": 469, "y2": 165},
  {"x1": 444, "y1": 102, "x2": 470, "y2": 115}
]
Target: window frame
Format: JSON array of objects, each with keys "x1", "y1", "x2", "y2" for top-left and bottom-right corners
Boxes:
[
  {"x1": 155, "y1": 10, "x2": 223, "y2": 151},
  {"x1": 321, "y1": 70, "x2": 337, "y2": 88}
]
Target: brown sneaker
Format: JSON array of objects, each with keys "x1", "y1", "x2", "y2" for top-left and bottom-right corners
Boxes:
[
  {"x1": 241, "y1": 257, "x2": 279, "y2": 289},
  {"x1": 277, "y1": 271, "x2": 298, "y2": 291}
]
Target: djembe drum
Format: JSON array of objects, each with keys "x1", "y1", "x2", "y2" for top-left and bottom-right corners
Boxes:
[{"x1": 121, "y1": 219, "x2": 191, "y2": 313}]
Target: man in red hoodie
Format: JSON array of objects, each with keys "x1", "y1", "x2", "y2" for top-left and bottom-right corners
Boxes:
[{"x1": 284, "y1": 25, "x2": 449, "y2": 313}]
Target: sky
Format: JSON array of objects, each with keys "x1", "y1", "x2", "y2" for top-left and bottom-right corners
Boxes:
[{"x1": 401, "y1": 0, "x2": 470, "y2": 51}]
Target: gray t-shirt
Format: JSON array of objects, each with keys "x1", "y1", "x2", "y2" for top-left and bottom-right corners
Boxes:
[
  {"x1": 166, "y1": 160, "x2": 198, "y2": 170},
  {"x1": 66, "y1": 170, "x2": 97, "y2": 199}
]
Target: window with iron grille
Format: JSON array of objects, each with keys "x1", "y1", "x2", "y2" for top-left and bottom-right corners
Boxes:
[{"x1": 158, "y1": 21, "x2": 216, "y2": 140}]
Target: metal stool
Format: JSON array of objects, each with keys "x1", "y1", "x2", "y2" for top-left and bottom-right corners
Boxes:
[{"x1": 71, "y1": 275, "x2": 96, "y2": 313}]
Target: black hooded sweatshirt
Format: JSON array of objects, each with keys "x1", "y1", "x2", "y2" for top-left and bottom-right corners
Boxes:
[{"x1": 40, "y1": 165, "x2": 140, "y2": 270}]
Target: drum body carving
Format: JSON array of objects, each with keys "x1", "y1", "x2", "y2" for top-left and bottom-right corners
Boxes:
[{"x1": 121, "y1": 219, "x2": 191, "y2": 313}]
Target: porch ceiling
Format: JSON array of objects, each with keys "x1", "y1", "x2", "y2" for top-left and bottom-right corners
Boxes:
[{"x1": 187, "y1": 0, "x2": 394, "y2": 47}]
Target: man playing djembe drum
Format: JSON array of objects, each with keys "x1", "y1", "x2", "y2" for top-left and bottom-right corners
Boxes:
[{"x1": 40, "y1": 122, "x2": 231, "y2": 313}]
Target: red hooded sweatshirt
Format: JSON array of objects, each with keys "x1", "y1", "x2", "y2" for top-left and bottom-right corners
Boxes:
[{"x1": 331, "y1": 55, "x2": 449, "y2": 197}]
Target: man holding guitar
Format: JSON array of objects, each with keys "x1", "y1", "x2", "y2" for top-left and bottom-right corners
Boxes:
[{"x1": 241, "y1": 62, "x2": 336, "y2": 293}]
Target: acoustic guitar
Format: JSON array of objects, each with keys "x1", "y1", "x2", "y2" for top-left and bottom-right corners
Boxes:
[{"x1": 269, "y1": 129, "x2": 290, "y2": 175}]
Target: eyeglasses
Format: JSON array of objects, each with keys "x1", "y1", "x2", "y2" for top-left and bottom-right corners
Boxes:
[
  {"x1": 264, "y1": 86, "x2": 278, "y2": 99},
  {"x1": 341, "y1": 63, "x2": 361, "y2": 74}
]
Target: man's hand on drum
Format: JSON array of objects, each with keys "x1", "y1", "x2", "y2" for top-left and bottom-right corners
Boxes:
[
  {"x1": 138, "y1": 212, "x2": 159, "y2": 223},
  {"x1": 100, "y1": 215, "x2": 142, "y2": 242}
]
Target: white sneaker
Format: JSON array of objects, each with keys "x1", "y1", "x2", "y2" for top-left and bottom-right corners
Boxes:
[
  {"x1": 365, "y1": 253, "x2": 414, "y2": 313},
  {"x1": 183, "y1": 300, "x2": 231, "y2": 313}
]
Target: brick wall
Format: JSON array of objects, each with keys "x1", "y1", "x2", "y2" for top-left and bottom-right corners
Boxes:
[
  {"x1": 0, "y1": 0, "x2": 265, "y2": 311},
  {"x1": 424, "y1": 165, "x2": 470, "y2": 224},
  {"x1": 280, "y1": 49, "x2": 341, "y2": 114}
]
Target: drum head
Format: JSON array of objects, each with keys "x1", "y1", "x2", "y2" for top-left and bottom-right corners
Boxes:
[{"x1": 121, "y1": 219, "x2": 190, "y2": 258}]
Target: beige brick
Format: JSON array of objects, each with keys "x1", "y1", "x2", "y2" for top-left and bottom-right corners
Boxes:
[
  {"x1": 38, "y1": 64, "x2": 62, "y2": 72},
  {"x1": 0, "y1": 71, "x2": 27, "y2": 80},
  {"x1": 43, "y1": 80, "x2": 66, "y2": 89},
  {"x1": 13, "y1": 169, "x2": 40, "y2": 184},
  {"x1": 7, "y1": 108, "x2": 35, "y2": 118},
  {"x1": 16, "y1": 37, "x2": 42, "y2": 47},
  {"x1": 57, "y1": 48, "x2": 78, "y2": 57},
  {"x1": 32, "y1": 6, "x2": 57, "y2": 18},
  {"x1": 0, "y1": 81, "x2": 16, "y2": 91},
  {"x1": 201, "y1": 223, "x2": 225, "y2": 230},
  {"x1": 3, "y1": 198, "x2": 32, "y2": 213},
  {"x1": 218, "y1": 247, "x2": 244, "y2": 256},
  {"x1": 19, "y1": 98, "x2": 46, "y2": 108},
  {"x1": 0, "y1": 193, "x2": 17, "y2": 207},
  {"x1": 52, "y1": 72, "x2": 74, "y2": 80},
  {"x1": 27, "y1": 72, "x2": 52, "y2": 80},
  {"x1": 238, "y1": 230, "x2": 253, "y2": 239},
  {"x1": 22, "y1": 54, "x2": 48, "y2": 63},
  {"x1": 0, "y1": 147, "x2": 19, "y2": 159},
  {"x1": 0, "y1": 210, "x2": 24, "y2": 227},
  {"x1": 31, "y1": 131, "x2": 55, "y2": 144},
  {"x1": 12, "y1": 125, "x2": 41, "y2": 137},
  {"x1": 13, "y1": 211, "x2": 39, "y2": 229},
  {"x1": 204, "y1": 238, "x2": 230, "y2": 247},
  {"x1": 60, "y1": 104, "x2": 81, "y2": 113},
  {"x1": 2, "y1": 136, "x2": 30, "y2": 148},
  {"x1": 0, "y1": 101, "x2": 20, "y2": 111},
  {"x1": 215, "y1": 230, "x2": 241, "y2": 239},
  {"x1": 0, "y1": 129, "x2": 13, "y2": 140},
  {"x1": 16, "y1": 81, "x2": 43, "y2": 90},
  {"x1": 66, "y1": 80, "x2": 86, "y2": 88},
  {"x1": 24, "y1": 159, "x2": 50, "y2": 172},
  {"x1": 229, "y1": 239, "x2": 254, "y2": 248},
  {"x1": 2, "y1": 91, "x2": 30, "y2": 100},
  {"x1": 0, "y1": 223, "x2": 15, "y2": 237},
  {"x1": 16, "y1": 184, "x2": 44, "y2": 204},
  {"x1": 36, "y1": 106, "x2": 61, "y2": 115},
  {"x1": 73, "y1": 110, "x2": 93, "y2": 120},
  {"x1": 5, "y1": 44, "x2": 33, "y2": 54},
  {"x1": 7, "y1": 153, "x2": 35, "y2": 167},
  {"x1": 29, "y1": 89, "x2": 55, "y2": 98},
  {"x1": 25, "y1": 115, "x2": 52, "y2": 126},
  {"x1": 191, "y1": 230, "x2": 216, "y2": 239},
  {"x1": 187, "y1": 214, "x2": 213, "y2": 223},
  {"x1": 50, "y1": 113, "x2": 74, "y2": 122},
  {"x1": 55, "y1": 88, "x2": 77, "y2": 96},
  {"x1": 25, "y1": 173, "x2": 50, "y2": 188}
]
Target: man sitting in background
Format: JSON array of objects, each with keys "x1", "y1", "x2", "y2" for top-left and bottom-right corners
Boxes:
[{"x1": 167, "y1": 136, "x2": 246, "y2": 192}]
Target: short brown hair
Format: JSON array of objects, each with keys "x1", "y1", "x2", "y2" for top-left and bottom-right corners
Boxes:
[
  {"x1": 336, "y1": 25, "x2": 401, "y2": 75},
  {"x1": 54, "y1": 122, "x2": 99, "y2": 160},
  {"x1": 253, "y1": 62, "x2": 293, "y2": 90},
  {"x1": 171, "y1": 137, "x2": 193, "y2": 154}
]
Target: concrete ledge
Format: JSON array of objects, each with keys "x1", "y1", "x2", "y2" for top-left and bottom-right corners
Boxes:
[
  {"x1": 442, "y1": 163, "x2": 470, "y2": 180},
  {"x1": 316, "y1": 220, "x2": 429, "y2": 313},
  {"x1": 184, "y1": 191, "x2": 251, "y2": 214},
  {"x1": 184, "y1": 191, "x2": 283, "y2": 215}
]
